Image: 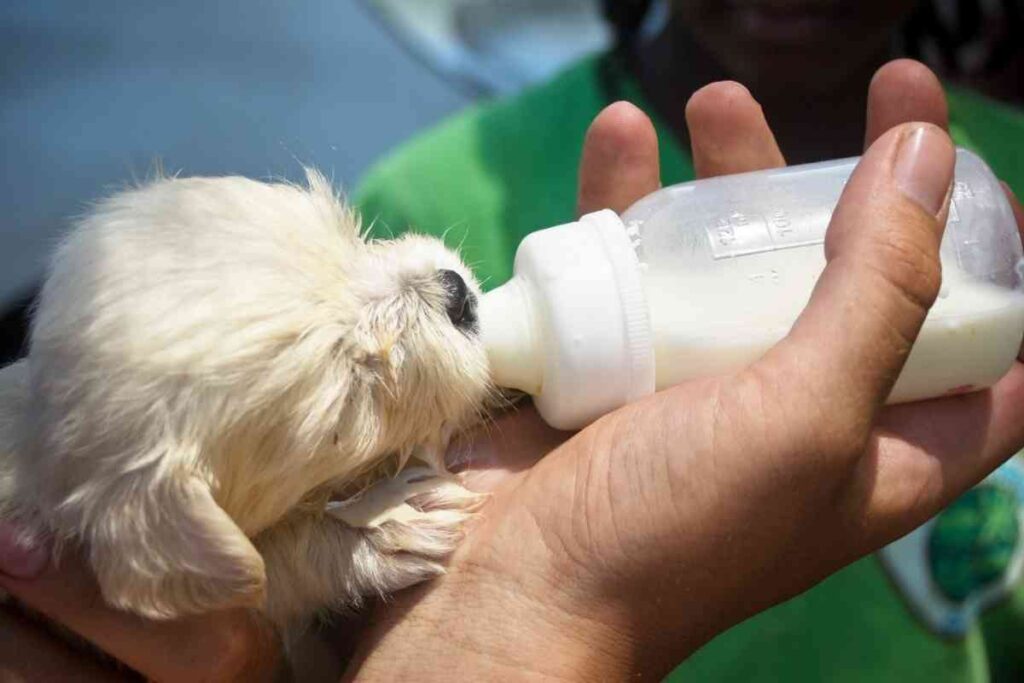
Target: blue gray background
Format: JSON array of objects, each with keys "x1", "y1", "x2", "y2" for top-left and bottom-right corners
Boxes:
[{"x1": 0, "y1": 0, "x2": 472, "y2": 304}]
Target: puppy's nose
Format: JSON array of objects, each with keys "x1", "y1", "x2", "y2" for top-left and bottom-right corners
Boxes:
[{"x1": 438, "y1": 269, "x2": 477, "y2": 332}]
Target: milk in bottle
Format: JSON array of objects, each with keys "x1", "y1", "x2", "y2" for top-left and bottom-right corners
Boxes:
[{"x1": 479, "y1": 149, "x2": 1024, "y2": 429}]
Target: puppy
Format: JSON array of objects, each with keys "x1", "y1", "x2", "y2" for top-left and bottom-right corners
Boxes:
[{"x1": 0, "y1": 170, "x2": 491, "y2": 635}]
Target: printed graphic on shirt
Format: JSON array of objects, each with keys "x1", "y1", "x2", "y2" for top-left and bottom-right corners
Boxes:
[{"x1": 878, "y1": 458, "x2": 1024, "y2": 637}]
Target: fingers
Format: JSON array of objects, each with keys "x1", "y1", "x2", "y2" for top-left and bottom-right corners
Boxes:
[
  {"x1": 0, "y1": 606, "x2": 128, "y2": 681},
  {"x1": 577, "y1": 83, "x2": 787, "y2": 216},
  {"x1": 778, "y1": 123, "x2": 955, "y2": 428},
  {"x1": 685, "y1": 81, "x2": 785, "y2": 178},
  {"x1": 854, "y1": 362, "x2": 1024, "y2": 547},
  {"x1": 865, "y1": 59, "x2": 949, "y2": 148},
  {"x1": 0, "y1": 529, "x2": 74, "y2": 675},
  {"x1": 577, "y1": 101, "x2": 660, "y2": 216},
  {"x1": 0, "y1": 532, "x2": 282, "y2": 682}
]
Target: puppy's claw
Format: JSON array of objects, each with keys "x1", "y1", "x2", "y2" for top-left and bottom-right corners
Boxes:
[
  {"x1": 327, "y1": 466, "x2": 482, "y2": 528},
  {"x1": 327, "y1": 467, "x2": 483, "y2": 586}
]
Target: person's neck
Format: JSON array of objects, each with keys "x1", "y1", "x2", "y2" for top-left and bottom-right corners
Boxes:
[{"x1": 633, "y1": 19, "x2": 893, "y2": 164}]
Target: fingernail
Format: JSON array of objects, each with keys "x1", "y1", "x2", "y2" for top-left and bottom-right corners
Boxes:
[
  {"x1": 0, "y1": 521, "x2": 48, "y2": 579},
  {"x1": 893, "y1": 124, "x2": 954, "y2": 216}
]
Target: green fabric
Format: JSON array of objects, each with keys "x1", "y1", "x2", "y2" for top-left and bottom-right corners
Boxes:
[
  {"x1": 355, "y1": 55, "x2": 692, "y2": 291},
  {"x1": 982, "y1": 574, "x2": 1024, "y2": 682},
  {"x1": 355, "y1": 53, "x2": 1024, "y2": 682},
  {"x1": 682, "y1": 559, "x2": 993, "y2": 683},
  {"x1": 929, "y1": 486, "x2": 1020, "y2": 603}
]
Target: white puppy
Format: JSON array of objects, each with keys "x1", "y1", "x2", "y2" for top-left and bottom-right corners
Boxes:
[{"x1": 0, "y1": 170, "x2": 491, "y2": 635}]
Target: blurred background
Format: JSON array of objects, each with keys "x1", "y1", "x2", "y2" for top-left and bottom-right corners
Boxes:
[
  {"x1": 1, "y1": 0, "x2": 1021, "y2": 319},
  {"x1": 0, "y1": 0, "x2": 462, "y2": 306},
  {"x1": 0, "y1": 0, "x2": 614, "y2": 311}
]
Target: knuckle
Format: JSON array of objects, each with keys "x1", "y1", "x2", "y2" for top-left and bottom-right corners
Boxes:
[{"x1": 749, "y1": 356, "x2": 870, "y2": 465}]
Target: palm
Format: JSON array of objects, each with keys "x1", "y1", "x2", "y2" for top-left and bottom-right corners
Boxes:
[{"x1": 432, "y1": 59, "x2": 1024, "y2": 651}]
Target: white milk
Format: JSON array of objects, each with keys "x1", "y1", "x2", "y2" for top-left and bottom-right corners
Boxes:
[
  {"x1": 479, "y1": 149, "x2": 1024, "y2": 429},
  {"x1": 644, "y1": 250, "x2": 1024, "y2": 402}
]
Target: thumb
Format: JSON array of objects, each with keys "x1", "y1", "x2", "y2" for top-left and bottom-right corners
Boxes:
[
  {"x1": 0, "y1": 520, "x2": 49, "y2": 579},
  {"x1": 778, "y1": 123, "x2": 954, "y2": 422}
]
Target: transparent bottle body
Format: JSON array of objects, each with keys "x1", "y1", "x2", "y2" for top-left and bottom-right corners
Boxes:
[{"x1": 621, "y1": 149, "x2": 1024, "y2": 402}]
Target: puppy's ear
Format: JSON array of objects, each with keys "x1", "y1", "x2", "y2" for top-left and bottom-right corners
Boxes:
[
  {"x1": 87, "y1": 465, "x2": 265, "y2": 620},
  {"x1": 303, "y1": 167, "x2": 363, "y2": 242}
]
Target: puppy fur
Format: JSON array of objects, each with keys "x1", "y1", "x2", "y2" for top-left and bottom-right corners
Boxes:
[{"x1": 0, "y1": 170, "x2": 491, "y2": 634}]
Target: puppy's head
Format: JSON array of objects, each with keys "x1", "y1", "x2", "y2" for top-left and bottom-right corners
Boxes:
[
  {"x1": 239, "y1": 171, "x2": 497, "y2": 487},
  {"x1": 29, "y1": 169, "x2": 492, "y2": 509},
  {"x1": 211, "y1": 200, "x2": 493, "y2": 516},
  {"x1": 339, "y1": 231, "x2": 492, "y2": 463},
  {"x1": 237, "y1": 172, "x2": 493, "y2": 480}
]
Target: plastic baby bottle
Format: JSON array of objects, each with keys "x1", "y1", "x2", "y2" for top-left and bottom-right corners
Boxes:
[{"x1": 479, "y1": 148, "x2": 1024, "y2": 430}]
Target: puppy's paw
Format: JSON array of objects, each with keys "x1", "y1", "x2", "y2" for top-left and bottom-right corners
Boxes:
[{"x1": 328, "y1": 467, "x2": 484, "y2": 590}]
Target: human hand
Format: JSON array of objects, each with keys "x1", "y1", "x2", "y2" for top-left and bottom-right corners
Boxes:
[
  {"x1": 346, "y1": 60, "x2": 1024, "y2": 681},
  {"x1": 0, "y1": 522, "x2": 283, "y2": 682}
]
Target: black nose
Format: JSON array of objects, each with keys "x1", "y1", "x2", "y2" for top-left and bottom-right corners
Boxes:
[{"x1": 438, "y1": 269, "x2": 478, "y2": 332}]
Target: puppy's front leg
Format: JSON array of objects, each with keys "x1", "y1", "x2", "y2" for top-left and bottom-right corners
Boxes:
[{"x1": 256, "y1": 467, "x2": 483, "y2": 631}]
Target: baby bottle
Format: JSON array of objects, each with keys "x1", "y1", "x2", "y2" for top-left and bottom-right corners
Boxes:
[{"x1": 479, "y1": 149, "x2": 1024, "y2": 429}]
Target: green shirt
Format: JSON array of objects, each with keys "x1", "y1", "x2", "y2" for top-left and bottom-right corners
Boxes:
[{"x1": 355, "y1": 54, "x2": 1024, "y2": 682}]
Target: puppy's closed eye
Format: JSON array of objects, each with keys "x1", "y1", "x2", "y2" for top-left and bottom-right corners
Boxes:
[{"x1": 438, "y1": 269, "x2": 477, "y2": 333}]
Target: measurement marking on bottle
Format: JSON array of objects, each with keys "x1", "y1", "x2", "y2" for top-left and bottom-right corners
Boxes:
[
  {"x1": 747, "y1": 269, "x2": 781, "y2": 284},
  {"x1": 706, "y1": 209, "x2": 825, "y2": 260},
  {"x1": 769, "y1": 210, "x2": 792, "y2": 236},
  {"x1": 710, "y1": 212, "x2": 747, "y2": 247}
]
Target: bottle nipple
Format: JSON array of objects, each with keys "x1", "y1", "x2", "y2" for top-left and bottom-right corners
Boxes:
[{"x1": 478, "y1": 276, "x2": 543, "y2": 395}]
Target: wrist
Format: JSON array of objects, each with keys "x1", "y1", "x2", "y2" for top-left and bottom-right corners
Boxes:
[
  {"x1": 344, "y1": 518, "x2": 719, "y2": 681},
  {"x1": 344, "y1": 551, "x2": 670, "y2": 681}
]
